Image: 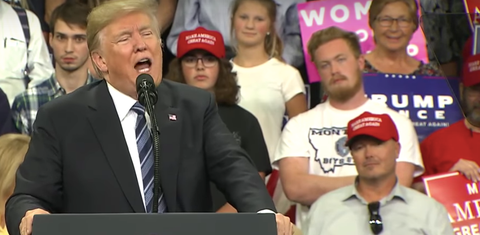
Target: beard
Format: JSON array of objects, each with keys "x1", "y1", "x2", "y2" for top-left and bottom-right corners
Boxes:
[
  {"x1": 465, "y1": 103, "x2": 480, "y2": 127},
  {"x1": 461, "y1": 89, "x2": 480, "y2": 127},
  {"x1": 322, "y1": 70, "x2": 363, "y2": 102}
]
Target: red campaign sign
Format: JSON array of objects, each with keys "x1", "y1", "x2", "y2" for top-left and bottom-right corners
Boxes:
[
  {"x1": 464, "y1": 0, "x2": 480, "y2": 30},
  {"x1": 424, "y1": 172, "x2": 480, "y2": 235}
]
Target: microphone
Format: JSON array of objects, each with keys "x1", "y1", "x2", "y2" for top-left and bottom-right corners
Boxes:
[
  {"x1": 136, "y1": 73, "x2": 158, "y2": 106},
  {"x1": 135, "y1": 73, "x2": 162, "y2": 213}
]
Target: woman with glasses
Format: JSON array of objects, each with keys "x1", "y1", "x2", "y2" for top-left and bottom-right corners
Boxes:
[
  {"x1": 364, "y1": 0, "x2": 443, "y2": 76},
  {"x1": 165, "y1": 27, "x2": 272, "y2": 213}
]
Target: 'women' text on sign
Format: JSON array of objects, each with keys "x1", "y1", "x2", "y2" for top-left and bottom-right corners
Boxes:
[{"x1": 297, "y1": 0, "x2": 429, "y2": 83}]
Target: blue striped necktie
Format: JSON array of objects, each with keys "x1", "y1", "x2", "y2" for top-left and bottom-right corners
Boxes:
[{"x1": 131, "y1": 102, "x2": 167, "y2": 213}]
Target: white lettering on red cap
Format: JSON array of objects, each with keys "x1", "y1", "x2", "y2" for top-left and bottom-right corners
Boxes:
[
  {"x1": 468, "y1": 60, "x2": 480, "y2": 73},
  {"x1": 185, "y1": 33, "x2": 216, "y2": 42},
  {"x1": 351, "y1": 117, "x2": 382, "y2": 131}
]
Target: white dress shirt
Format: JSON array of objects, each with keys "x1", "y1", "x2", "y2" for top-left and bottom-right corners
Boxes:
[
  {"x1": 107, "y1": 82, "x2": 275, "y2": 214},
  {"x1": 0, "y1": 1, "x2": 53, "y2": 104},
  {"x1": 107, "y1": 82, "x2": 148, "y2": 209}
]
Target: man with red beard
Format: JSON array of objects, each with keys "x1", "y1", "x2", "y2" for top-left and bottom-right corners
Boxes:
[
  {"x1": 273, "y1": 26, "x2": 424, "y2": 230},
  {"x1": 413, "y1": 54, "x2": 480, "y2": 190}
]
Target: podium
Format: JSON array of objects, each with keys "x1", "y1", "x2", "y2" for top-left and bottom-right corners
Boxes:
[{"x1": 31, "y1": 213, "x2": 277, "y2": 235}]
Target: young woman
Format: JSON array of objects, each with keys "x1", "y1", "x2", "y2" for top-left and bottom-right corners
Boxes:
[
  {"x1": 230, "y1": 0, "x2": 307, "y2": 214},
  {"x1": 165, "y1": 27, "x2": 272, "y2": 213}
]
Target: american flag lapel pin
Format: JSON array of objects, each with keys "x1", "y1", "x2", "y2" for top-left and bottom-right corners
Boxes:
[{"x1": 168, "y1": 114, "x2": 177, "y2": 121}]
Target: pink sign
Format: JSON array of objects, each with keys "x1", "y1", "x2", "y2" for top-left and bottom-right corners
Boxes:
[{"x1": 297, "y1": 0, "x2": 429, "y2": 83}]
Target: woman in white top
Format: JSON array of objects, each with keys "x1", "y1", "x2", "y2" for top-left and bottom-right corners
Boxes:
[
  {"x1": 230, "y1": 0, "x2": 307, "y2": 214},
  {"x1": 230, "y1": 0, "x2": 307, "y2": 163}
]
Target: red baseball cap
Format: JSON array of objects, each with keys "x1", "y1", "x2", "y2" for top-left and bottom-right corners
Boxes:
[
  {"x1": 345, "y1": 112, "x2": 399, "y2": 147},
  {"x1": 177, "y1": 27, "x2": 225, "y2": 59},
  {"x1": 463, "y1": 54, "x2": 480, "y2": 87}
]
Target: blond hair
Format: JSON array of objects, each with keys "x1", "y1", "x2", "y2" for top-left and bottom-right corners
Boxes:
[
  {"x1": 307, "y1": 26, "x2": 362, "y2": 62},
  {"x1": 368, "y1": 0, "x2": 419, "y2": 30},
  {"x1": 0, "y1": 134, "x2": 30, "y2": 216},
  {"x1": 230, "y1": 0, "x2": 284, "y2": 62},
  {"x1": 86, "y1": 0, "x2": 160, "y2": 77}
]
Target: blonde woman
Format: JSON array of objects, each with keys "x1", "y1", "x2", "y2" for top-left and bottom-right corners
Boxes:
[
  {"x1": 230, "y1": 0, "x2": 307, "y2": 214},
  {"x1": 0, "y1": 134, "x2": 30, "y2": 235}
]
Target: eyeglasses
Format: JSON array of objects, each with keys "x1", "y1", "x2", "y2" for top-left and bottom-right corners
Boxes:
[
  {"x1": 376, "y1": 17, "x2": 412, "y2": 28},
  {"x1": 182, "y1": 55, "x2": 218, "y2": 68},
  {"x1": 368, "y1": 201, "x2": 383, "y2": 235}
]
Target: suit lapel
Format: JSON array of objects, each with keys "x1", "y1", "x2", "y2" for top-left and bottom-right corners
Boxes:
[
  {"x1": 155, "y1": 81, "x2": 182, "y2": 212},
  {"x1": 86, "y1": 81, "x2": 145, "y2": 213}
]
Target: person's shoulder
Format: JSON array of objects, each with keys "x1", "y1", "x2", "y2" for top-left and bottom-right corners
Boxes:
[
  {"x1": 401, "y1": 186, "x2": 447, "y2": 211},
  {"x1": 289, "y1": 103, "x2": 326, "y2": 123},
  {"x1": 422, "y1": 120, "x2": 464, "y2": 143},
  {"x1": 219, "y1": 104, "x2": 257, "y2": 119},
  {"x1": 269, "y1": 58, "x2": 300, "y2": 75},
  {"x1": 11, "y1": 79, "x2": 51, "y2": 110},
  {"x1": 39, "y1": 80, "x2": 103, "y2": 114},
  {"x1": 311, "y1": 185, "x2": 352, "y2": 209},
  {"x1": 160, "y1": 79, "x2": 213, "y2": 107}
]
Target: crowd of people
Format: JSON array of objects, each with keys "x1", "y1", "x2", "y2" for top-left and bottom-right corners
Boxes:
[{"x1": 0, "y1": 0, "x2": 478, "y2": 235}]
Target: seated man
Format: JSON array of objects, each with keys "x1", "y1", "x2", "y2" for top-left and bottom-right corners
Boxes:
[
  {"x1": 304, "y1": 112, "x2": 453, "y2": 235},
  {"x1": 274, "y1": 26, "x2": 423, "y2": 229},
  {"x1": 413, "y1": 54, "x2": 480, "y2": 191}
]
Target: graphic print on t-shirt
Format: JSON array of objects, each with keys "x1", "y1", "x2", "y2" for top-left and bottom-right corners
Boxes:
[{"x1": 309, "y1": 126, "x2": 355, "y2": 173}]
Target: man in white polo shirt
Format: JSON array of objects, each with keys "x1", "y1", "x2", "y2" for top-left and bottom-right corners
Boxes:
[
  {"x1": 273, "y1": 26, "x2": 424, "y2": 230},
  {"x1": 304, "y1": 111, "x2": 452, "y2": 235}
]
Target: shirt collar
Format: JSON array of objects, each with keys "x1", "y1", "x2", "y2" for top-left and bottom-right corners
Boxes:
[
  {"x1": 107, "y1": 82, "x2": 137, "y2": 122},
  {"x1": 343, "y1": 177, "x2": 407, "y2": 204},
  {"x1": 48, "y1": 73, "x2": 98, "y2": 96}
]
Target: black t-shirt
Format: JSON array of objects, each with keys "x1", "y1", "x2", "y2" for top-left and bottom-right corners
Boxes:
[{"x1": 210, "y1": 104, "x2": 272, "y2": 211}]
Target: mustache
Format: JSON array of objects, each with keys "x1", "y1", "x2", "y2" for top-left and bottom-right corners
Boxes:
[
  {"x1": 363, "y1": 160, "x2": 380, "y2": 166},
  {"x1": 329, "y1": 74, "x2": 347, "y2": 84}
]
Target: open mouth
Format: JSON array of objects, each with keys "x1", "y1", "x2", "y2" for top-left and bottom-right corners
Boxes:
[{"x1": 134, "y1": 58, "x2": 152, "y2": 73}]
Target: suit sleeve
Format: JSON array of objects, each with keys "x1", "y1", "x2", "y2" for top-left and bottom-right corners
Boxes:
[
  {"x1": 5, "y1": 105, "x2": 63, "y2": 235},
  {"x1": 203, "y1": 93, "x2": 276, "y2": 212}
]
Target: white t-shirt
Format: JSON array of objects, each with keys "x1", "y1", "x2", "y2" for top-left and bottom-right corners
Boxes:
[
  {"x1": 232, "y1": 58, "x2": 305, "y2": 162},
  {"x1": 273, "y1": 99, "x2": 424, "y2": 229}
]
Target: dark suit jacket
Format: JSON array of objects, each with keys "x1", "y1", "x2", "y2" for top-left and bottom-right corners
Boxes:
[{"x1": 5, "y1": 79, "x2": 275, "y2": 235}]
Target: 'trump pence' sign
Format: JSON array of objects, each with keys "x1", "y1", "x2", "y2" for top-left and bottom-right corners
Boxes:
[{"x1": 297, "y1": 0, "x2": 429, "y2": 83}]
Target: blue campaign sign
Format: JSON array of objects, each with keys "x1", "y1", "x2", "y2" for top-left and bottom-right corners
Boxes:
[{"x1": 363, "y1": 73, "x2": 464, "y2": 142}]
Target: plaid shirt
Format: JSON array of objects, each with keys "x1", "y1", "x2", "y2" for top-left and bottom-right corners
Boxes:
[{"x1": 12, "y1": 74, "x2": 98, "y2": 135}]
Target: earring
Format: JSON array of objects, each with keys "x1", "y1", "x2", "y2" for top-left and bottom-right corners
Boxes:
[{"x1": 266, "y1": 32, "x2": 270, "y2": 36}]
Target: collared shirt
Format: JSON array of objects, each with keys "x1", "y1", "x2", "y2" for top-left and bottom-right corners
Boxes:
[
  {"x1": 11, "y1": 73, "x2": 97, "y2": 135},
  {"x1": 107, "y1": 82, "x2": 148, "y2": 209},
  {"x1": 0, "y1": 1, "x2": 54, "y2": 103},
  {"x1": 304, "y1": 178, "x2": 454, "y2": 235}
]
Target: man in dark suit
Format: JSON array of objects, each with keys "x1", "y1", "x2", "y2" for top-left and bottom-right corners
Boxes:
[{"x1": 5, "y1": 0, "x2": 293, "y2": 235}]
